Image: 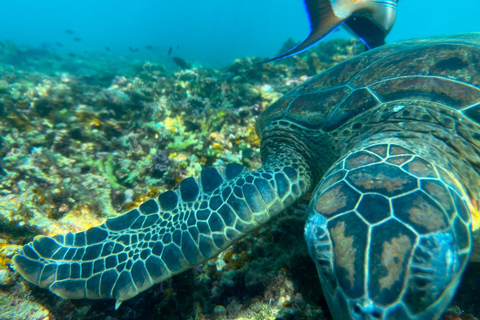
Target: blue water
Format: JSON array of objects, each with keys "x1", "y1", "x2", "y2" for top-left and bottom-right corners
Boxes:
[{"x1": 1, "y1": 0, "x2": 479, "y2": 67}]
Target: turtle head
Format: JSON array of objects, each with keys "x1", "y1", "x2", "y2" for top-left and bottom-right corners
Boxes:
[
  {"x1": 305, "y1": 145, "x2": 472, "y2": 319},
  {"x1": 306, "y1": 212, "x2": 468, "y2": 320}
]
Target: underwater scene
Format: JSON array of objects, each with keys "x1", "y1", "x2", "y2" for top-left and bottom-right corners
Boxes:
[{"x1": 1, "y1": 0, "x2": 480, "y2": 319}]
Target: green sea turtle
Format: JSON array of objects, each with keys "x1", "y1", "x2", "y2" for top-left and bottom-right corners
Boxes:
[{"x1": 13, "y1": 33, "x2": 480, "y2": 319}]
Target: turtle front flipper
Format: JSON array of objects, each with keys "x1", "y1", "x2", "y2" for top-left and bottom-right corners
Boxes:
[
  {"x1": 305, "y1": 143, "x2": 472, "y2": 320},
  {"x1": 14, "y1": 156, "x2": 312, "y2": 308}
]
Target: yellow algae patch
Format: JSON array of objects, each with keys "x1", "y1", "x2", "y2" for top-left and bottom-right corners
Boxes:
[
  {"x1": 162, "y1": 116, "x2": 184, "y2": 133},
  {"x1": 125, "y1": 186, "x2": 165, "y2": 211},
  {"x1": 0, "y1": 241, "x2": 22, "y2": 270},
  {"x1": 0, "y1": 291, "x2": 50, "y2": 320},
  {"x1": 245, "y1": 123, "x2": 260, "y2": 148},
  {"x1": 212, "y1": 142, "x2": 224, "y2": 151},
  {"x1": 58, "y1": 205, "x2": 107, "y2": 234},
  {"x1": 257, "y1": 84, "x2": 282, "y2": 110},
  {"x1": 468, "y1": 198, "x2": 480, "y2": 232},
  {"x1": 169, "y1": 152, "x2": 187, "y2": 163}
]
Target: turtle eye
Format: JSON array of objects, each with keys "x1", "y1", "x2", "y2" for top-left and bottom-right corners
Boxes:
[
  {"x1": 304, "y1": 213, "x2": 336, "y2": 295},
  {"x1": 403, "y1": 233, "x2": 463, "y2": 316}
]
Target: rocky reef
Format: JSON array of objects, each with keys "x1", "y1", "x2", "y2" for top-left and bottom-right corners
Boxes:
[{"x1": 0, "y1": 38, "x2": 478, "y2": 320}]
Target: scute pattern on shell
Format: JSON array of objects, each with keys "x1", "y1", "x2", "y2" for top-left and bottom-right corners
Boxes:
[{"x1": 257, "y1": 33, "x2": 480, "y2": 136}]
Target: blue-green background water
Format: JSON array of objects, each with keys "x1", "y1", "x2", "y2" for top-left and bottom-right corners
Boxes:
[{"x1": 1, "y1": 0, "x2": 479, "y2": 67}]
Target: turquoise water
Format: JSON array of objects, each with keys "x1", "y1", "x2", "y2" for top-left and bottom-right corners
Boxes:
[{"x1": 1, "y1": 0, "x2": 478, "y2": 67}]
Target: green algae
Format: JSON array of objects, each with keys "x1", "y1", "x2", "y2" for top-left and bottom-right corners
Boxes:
[
  {"x1": 94, "y1": 154, "x2": 125, "y2": 190},
  {"x1": 3, "y1": 37, "x2": 476, "y2": 320},
  {"x1": 166, "y1": 133, "x2": 198, "y2": 152}
]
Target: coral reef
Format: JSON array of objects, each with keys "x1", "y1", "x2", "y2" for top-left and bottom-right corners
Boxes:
[{"x1": 0, "y1": 38, "x2": 478, "y2": 320}]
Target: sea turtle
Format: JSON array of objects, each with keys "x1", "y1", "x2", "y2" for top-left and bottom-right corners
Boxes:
[{"x1": 13, "y1": 33, "x2": 480, "y2": 320}]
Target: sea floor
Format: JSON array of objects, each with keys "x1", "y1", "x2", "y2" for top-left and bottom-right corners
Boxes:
[{"x1": 0, "y1": 38, "x2": 478, "y2": 320}]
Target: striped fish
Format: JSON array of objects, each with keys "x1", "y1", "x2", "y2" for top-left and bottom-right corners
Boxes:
[{"x1": 267, "y1": 0, "x2": 398, "y2": 62}]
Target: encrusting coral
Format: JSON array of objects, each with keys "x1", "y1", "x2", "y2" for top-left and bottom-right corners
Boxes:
[{"x1": 1, "y1": 38, "x2": 478, "y2": 320}]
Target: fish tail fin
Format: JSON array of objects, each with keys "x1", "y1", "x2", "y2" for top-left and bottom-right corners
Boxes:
[
  {"x1": 355, "y1": 0, "x2": 397, "y2": 33},
  {"x1": 343, "y1": 0, "x2": 397, "y2": 48},
  {"x1": 263, "y1": 0, "x2": 344, "y2": 63}
]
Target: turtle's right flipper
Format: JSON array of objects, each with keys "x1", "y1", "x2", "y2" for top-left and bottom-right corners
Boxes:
[{"x1": 13, "y1": 162, "x2": 308, "y2": 308}]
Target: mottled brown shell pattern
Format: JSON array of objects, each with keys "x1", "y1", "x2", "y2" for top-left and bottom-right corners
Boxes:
[
  {"x1": 257, "y1": 33, "x2": 480, "y2": 136},
  {"x1": 294, "y1": 33, "x2": 480, "y2": 319},
  {"x1": 306, "y1": 143, "x2": 473, "y2": 319}
]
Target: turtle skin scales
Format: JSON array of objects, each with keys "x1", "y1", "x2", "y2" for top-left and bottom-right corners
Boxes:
[{"x1": 14, "y1": 33, "x2": 480, "y2": 319}]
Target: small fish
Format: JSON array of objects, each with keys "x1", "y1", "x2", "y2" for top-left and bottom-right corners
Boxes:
[
  {"x1": 65, "y1": 29, "x2": 74, "y2": 34},
  {"x1": 73, "y1": 37, "x2": 82, "y2": 42},
  {"x1": 128, "y1": 46, "x2": 139, "y2": 53},
  {"x1": 105, "y1": 46, "x2": 111, "y2": 52},
  {"x1": 168, "y1": 46, "x2": 173, "y2": 56},
  {"x1": 177, "y1": 45, "x2": 180, "y2": 49},
  {"x1": 184, "y1": 120, "x2": 200, "y2": 132},
  {"x1": 145, "y1": 45, "x2": 153, "y2": 50},
  {"x1": 67, "y1": 53, "x2": 76, "y2": 57},
  {"x1": 266, "y1": 0, "x2": 398, "y2": 62},
  {"x1": 55, "y1": 42, "x2": 62, "y2": 47},
  {"x1": 172, "y1": 57, "x2": 190, "y2": 70}
]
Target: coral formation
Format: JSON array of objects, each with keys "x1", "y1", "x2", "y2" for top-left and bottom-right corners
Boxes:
[{"x1": 0, "y1": 38, "x2": 478, "y2": 320}]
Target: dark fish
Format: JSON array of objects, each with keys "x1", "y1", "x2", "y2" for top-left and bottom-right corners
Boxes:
[
  {"x1": 168, "y1": 46, "x2": 172, "y2": 56},
  {"x1": 177, "y1": 45, "x2": 180, "y2": 49},
  {"x1": 73, "y1": 37, "x2": 82, "y2": 42},
  {"x1": 128, "y1": 46, "x2": 139, "y2": 53},
  {"x1": 55, "y1": 42, "x2": 63, "y2": 47},
  {"x1": 105, "y1": 46, "x2": 110, "y2": 52},
  {"x1": 265, "y1": 0, "x2": 398, "y2": 62},
  {"x1": 145, "y1": 45, "x2": 153, "y2": 50},
  {"x1": 68, "y1": 53, "x2": 76, "y2": 57},
  {"x1": 172, "y1": 57, "x2": 190, "y2": 70},
  {"x1": 65, "y1": 29, "x2": 74, "y2": 34},
  {"x1": 184, "y1": 120, "x2": 200, "y2": 132}
]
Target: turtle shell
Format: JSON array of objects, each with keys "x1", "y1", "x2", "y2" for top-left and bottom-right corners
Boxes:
[
  {"x1": 257, "y1": 33, "x2": 480, "y2": 261},
  {"x1": 256, "y1": 33, "x2": 480, "y2": 136}
]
